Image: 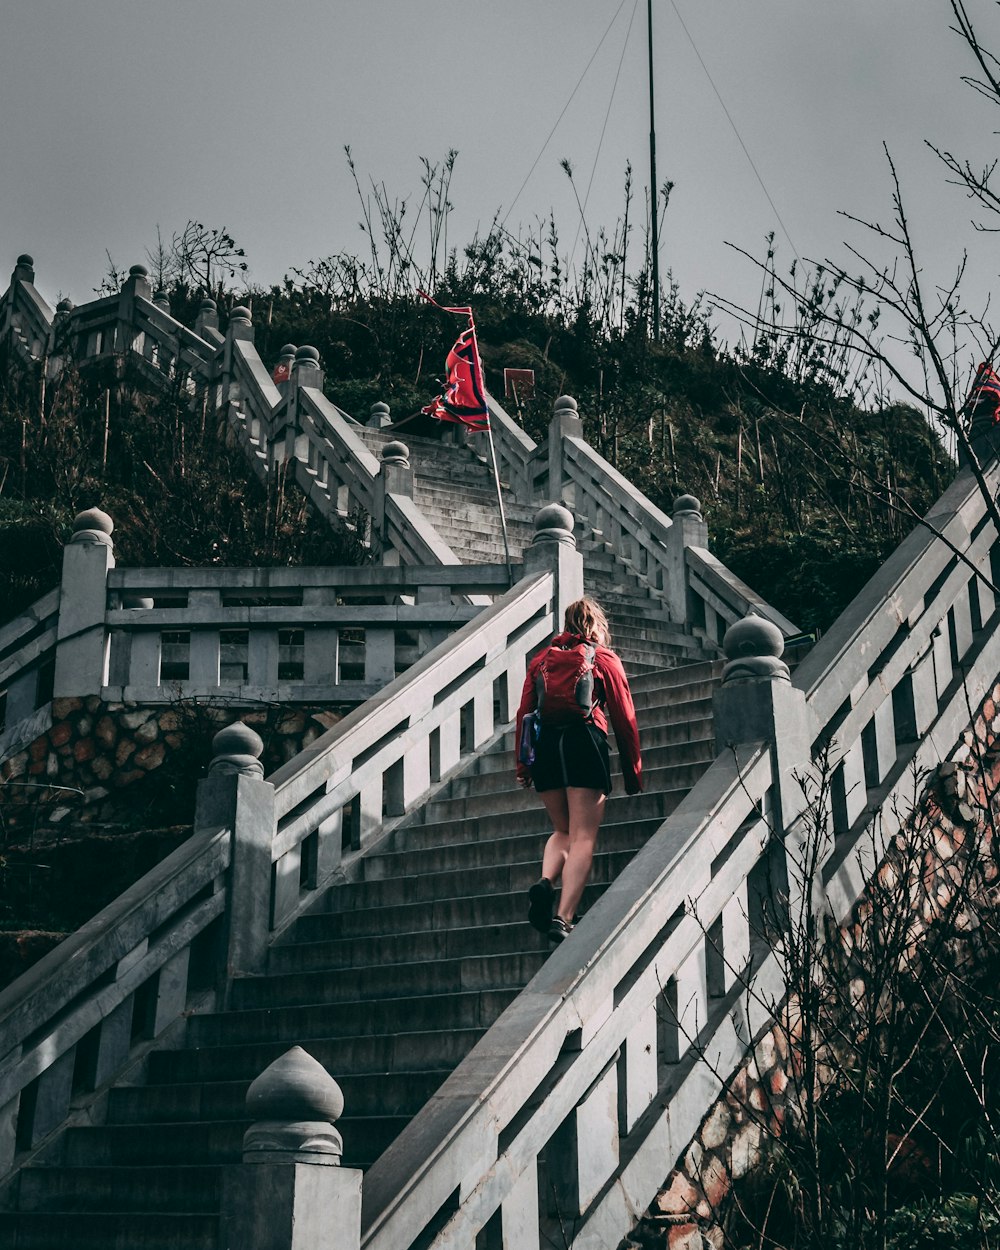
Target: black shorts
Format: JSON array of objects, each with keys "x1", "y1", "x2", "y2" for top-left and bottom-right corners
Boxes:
[{"x1": 530, "y1": 721, "x2": 612, "y2": 794}]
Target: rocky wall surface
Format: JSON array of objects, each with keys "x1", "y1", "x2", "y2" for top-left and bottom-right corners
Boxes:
[
  {"x1": 0, "y1": 695, "x2": 341, "y2": 835},
  {"x1": 621, "y1": 679, "x2": 1000, "y2": 1250}
]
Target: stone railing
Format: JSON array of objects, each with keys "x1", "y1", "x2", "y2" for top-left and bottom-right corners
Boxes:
[
  {"x1": 0, "y1": 511, "x2": 522, "y2": 762},
  {"x1": 356, "y1": 459, "x2": 1000, "y2": 1250},
  {"x1": 0, "y1": 814, "x2": 230, "y2": 1175},
  {"x1": 484, "y1": 392, "x2": 542, "y2": 500},
  {"x1": 103, "y1": 562, "x2": 511, "y2": 706},
  {"x1": 1, "y1": 256, "x2": 795, "y2": 645},
  {"x1": 0, "y1": 510, "x2": 580, "y2": 1186},
  {"x1": 0, "y1": 255, "x2": 53, "y2": 365},
  {"x1": 0, "y1": 588, "x2": 59, "y2": 758}
]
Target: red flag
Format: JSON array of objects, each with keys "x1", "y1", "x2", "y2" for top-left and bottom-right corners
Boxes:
[
  {"x1": 964, "y1": 361, "x2": 1000, "y2": 425},
  {"x1": 419, "y1": 293, "x2": 489, "y2": 430}
]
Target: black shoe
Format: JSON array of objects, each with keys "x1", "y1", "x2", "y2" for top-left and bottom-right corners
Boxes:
[
  {"x1": 527, "y1": 878, "x2": 555, "y2": 934},
  {"x1": 548, "y1": 916, "x2": 573, "y2": 943}
]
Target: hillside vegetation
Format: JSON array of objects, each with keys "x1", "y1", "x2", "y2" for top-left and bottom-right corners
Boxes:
[{"x1": 0, "y1": 174, "x2": 950, "y2": 631}]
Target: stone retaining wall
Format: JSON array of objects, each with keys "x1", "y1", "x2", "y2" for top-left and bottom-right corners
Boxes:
[{"x1": 0, "y1": 695, "x2": 342, "y2": 837}]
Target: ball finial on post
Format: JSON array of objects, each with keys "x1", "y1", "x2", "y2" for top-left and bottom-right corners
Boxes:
[
  {"x1": 721, "y1": 615, "x2": 789, "y2": 685},
  {"x1": 70, "y1": 508, "x2": 114, "y2": 548},
  {"x1": 208, "y1": 722, "x2": 265, "y2": 778},
  {"x1": 242, "y1": 1046, "x2": 345, "y2": 1164}
]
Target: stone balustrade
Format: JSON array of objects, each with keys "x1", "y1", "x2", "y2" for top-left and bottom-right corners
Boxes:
[
  {"x1": 0, "y1": 504, "x2": 520, "y2": 764},
  {"x1": 355, "y1": 458, "x2": 1000, "y2": 1249},
  {"x1": 0, "y1": 510, "x2": 577, "y2": 1199}
]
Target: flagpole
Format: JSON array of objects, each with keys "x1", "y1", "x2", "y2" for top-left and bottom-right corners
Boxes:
[{"x1": 483, "y1": 400, "x2": 514, "y2": 586}]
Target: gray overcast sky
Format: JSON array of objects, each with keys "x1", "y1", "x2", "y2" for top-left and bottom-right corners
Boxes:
[{"x1": 0, "y1": 1, "x2": 993, "y2": 370}]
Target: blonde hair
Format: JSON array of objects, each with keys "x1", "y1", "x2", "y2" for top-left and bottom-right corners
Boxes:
[{"x1": 563, "y1": 597, "x2": 611, "y2": 647}]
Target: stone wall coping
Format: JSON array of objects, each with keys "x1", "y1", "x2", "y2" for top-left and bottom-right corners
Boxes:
[
  {"x1": 104, "y1": 603, "x2": 483, "y2": 629},
  {"x1": 107, "y1": 565, "x2": 511, "y2": 591}
]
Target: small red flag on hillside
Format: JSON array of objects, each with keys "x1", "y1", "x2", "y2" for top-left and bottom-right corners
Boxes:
[
  {"x1": 419, "y1": 292, "x2": 490, "y2": 431},
  {"x1": 964, "y1": 361, "x2": 1000, "y2": 425}
]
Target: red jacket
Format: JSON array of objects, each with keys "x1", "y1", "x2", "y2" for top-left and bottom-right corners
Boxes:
[{"x1": 516, "y1": 632, "x2": 643, "y2": 794}]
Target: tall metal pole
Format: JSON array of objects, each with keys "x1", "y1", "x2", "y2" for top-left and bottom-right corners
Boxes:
[{"x1": 647, "y1": 0, "x2": 660, "y2": 341}]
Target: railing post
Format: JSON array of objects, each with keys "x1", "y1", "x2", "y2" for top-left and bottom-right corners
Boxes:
[
  {"x1": 195, "y1": 296, "x2": 220, "y2": 340},
  {"x1": 373, "y1": 439, "x2": 412, "y2": 565},
  {"x1": 194, "y1": 723, "x2": 275, "y2": 982},
  {"x1": 52, "y1": 507, "x2": 114, "y2": 698},
  {"x1": 713, "y1": 616, "x2": 815, "y2": 926},
  {"x1": 221, "y1": 304, "x2": 254, "y2": 406},
  {"x1": 285, "y1": 345, "x2": 325, "y2": 467},
  {"x1": 219, "y1": 1047, "x2": 362, "y2": 1250},
  {"x1": 274, "y1": 343, "x2": 297, "y2": 395},
  {"x1": 523, "y1": 503, "x2": 584, "y2": 629},
  {"x1": 664, "y1": 493, "x2": 708, "y2": 626},
  {"x1": 117, "y1": 264, "x2": 152, "y2": 339},
  {"x1": 713, "y1": 616, "x2": 810, "y2": 816},
  {"x1": 547, "y1": 394, "x2": 583, "y2": 509},
  {"x1": 12, "y1": 253, "x2": 34, "y2": 284},
  {"x1": 367, "y1": 400, "x2": 392, "y2": 428}
]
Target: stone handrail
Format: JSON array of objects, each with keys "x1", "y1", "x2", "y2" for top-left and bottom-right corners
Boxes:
[
  {"x1": 1, "y1": 258, "x2": 53, "y2": 362},
  {"x1": 0, "y1": 588, "x2": 59, "y2": 687},
  {"x1": 0, "y1": 823, "x2": 230, "y2": 1174},
  {"x1": 0, "y1": 588, "x2": 60, "y2": 757},
  {"x1": 357, "y1": 462, "x2": 1000, "y2": 1249},
  {"x1": 564, "y1": 433, "x2": 675, "y2": 587},
  {"x1": 685, "y1": 545, "x2": 798, "y2": 646},
  {"x1": 483, "y1": 393, "x2": 540, "y2": 500}
]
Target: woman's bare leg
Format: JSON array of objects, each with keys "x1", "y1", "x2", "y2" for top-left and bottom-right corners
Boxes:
[
  {"x1": 539, "y1": 789, "x2": 570, "y2": 882},
  {"x1": 555, "y1": 787, "x2": 606, "y2": 923}
]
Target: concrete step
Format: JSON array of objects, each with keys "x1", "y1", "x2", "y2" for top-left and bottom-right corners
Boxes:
[
  {"x1": 0, "y1": 1210, "x2": 217, "y2": 1250},
  {"x1": 16, "y1": 1164, "x2": 222, "y2": 1213},
  {"x1": 467, "y1": 712, "x2": 716, "y2": 778},
  {"x1": 426, "y1": 736, "x2": 714, "y2": 802},
  {"x1": 186, "y1": 987, "x2": 520, "y2": 1048},
  {"x1": 148, "y1": 1028, "x2": 486, "y2": 1086},
  {"x1": 383, "y1": 791, "x2": 677, "y2": 854},
  {"x1": 266, "y1": 920, "x2": 541, "y2": 975},
  {"x1": 383, "y1": 810, "x2": 664, "y2": 856},
  {"x1": 108, "y1": 1069, "x2": 450, "y2": 1122},
  {"x1": 414, "y1": 759, "x2": 711, "y2": 826},
  {"x1": 370, "y1": 817, "x2": 654, "y2": 876},
  {"x1": 58, "y1": 1115, "x2": 403, "y2": 1172},
  {"x1": 318, "y1": 836, "x2": 656, "y2": 914},
  {"x1": 230, "y1": 949, "x2": 548, "y2": 1010},
  {"x1": 285, "y1": 876, "x2": 615, "y2": 944}
]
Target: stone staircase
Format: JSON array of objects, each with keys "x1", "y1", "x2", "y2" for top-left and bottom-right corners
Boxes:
[
  {"x1": 357, "y1": 425, "x2": 707, "y2": 672},
  {"x1": 357, "y1": 426, "x2": 538, "y2": 565},
  {"x1": 0, "y1": 636, "x2": 724, "y2": 1248}
]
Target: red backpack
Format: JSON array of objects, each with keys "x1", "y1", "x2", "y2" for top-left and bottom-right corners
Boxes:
[{"x1": 535, "y1": 640, "x2": 598, "y2": 723}]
